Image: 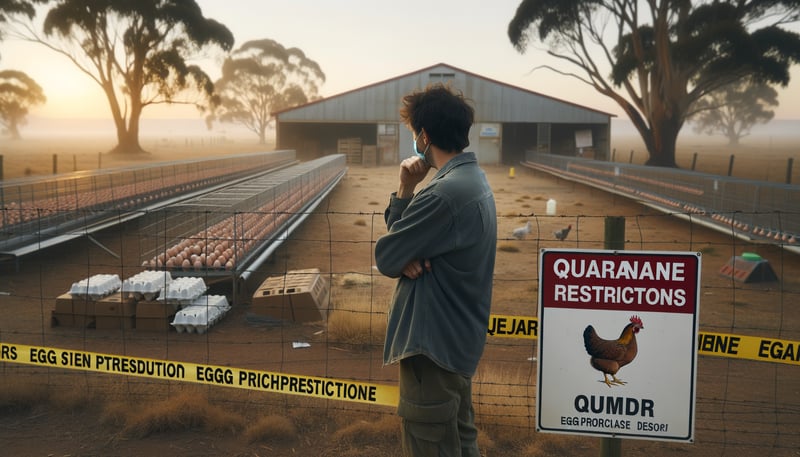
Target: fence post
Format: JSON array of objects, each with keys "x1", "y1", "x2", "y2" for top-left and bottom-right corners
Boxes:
[
  {"x1": 604, "y1": 216, "x2": 626, "y2": 251},
  {"x1": 53, "y1": 154, "x2": 58, "y2": 175},
  {"x1": 601, "y1": 215, "x2": 625, "y2": 456},
  {"x1": 73, "y1": 154, "x2": 77, "y2": 172},
  {"x1": 628, "y1": 150, "x2": 634, "y2": 164},
  {"x1": 727, "y1": 154, "x2": 735, "y2": 177},
  {"x1": 786, "y1": 157, "x2": 794, "y2": 185},
  {"x1": 691, "y1": 152, "x2": 698, "y2": 171},
  {"x1": 0, "y1": 155, "x2": 3, "y2": 180},
  {"x1": 98, "y1": 151, "x2": 102, "y2": 169},
  {"x1": 612, "y1": 148, "x2": 616, "y2": 162}
]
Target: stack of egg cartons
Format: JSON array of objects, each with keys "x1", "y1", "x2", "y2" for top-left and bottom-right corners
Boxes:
[
  {"x1": 171, "y1": 295, "x2": 230, "y2": 334},
  {"x1": 71, "y1": 274, "x2": 138, "y2": 330},
  {"x1": 121, "y1": 270, "x2": 172, "y2": 301},
  {"x1": 69, "y1": 274, "x2": 121, "y2": 300},
  {"x1": 158, "y1": 276, "x2": 206, "y2": 306},
  {"x1": 122, "y1": 271, "x2": 175, "y2": 331},
  {"x1": 53, "y1": 274, "x2": 122, "y2": 328}
]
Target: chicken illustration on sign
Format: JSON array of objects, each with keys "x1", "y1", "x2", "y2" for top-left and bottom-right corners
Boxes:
[{"x1": 583, "y1": 315, "x2": 644, "y2": 387}]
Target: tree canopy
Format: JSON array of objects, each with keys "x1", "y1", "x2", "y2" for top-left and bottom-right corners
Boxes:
[
  {"x1": 207, "y1": 38, "x2": 325, "y2": 145},
  {"x1": 19, "y1": 0, "x2": 234, "y2": 154},
  {"x1": 689, "y1": 79, "x2": 778, "y2": 146},
  {"x1": 508, "y1": 0, "x2": 800, "y2": 167},
  {"x1": 0, "y1": 0, "x2": 40, "y2": 26},
  {"x1": 0, "y1": 69, "x2": 45, "y2": 139}
]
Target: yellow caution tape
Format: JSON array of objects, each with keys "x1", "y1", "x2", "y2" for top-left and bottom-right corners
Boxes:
[
  {"x1": 0, "y1": 342, "x2": 399, "y2": 406},
  {"x1": 697, "y1": 331, "x2": 800, "y2": 366},
  {"x1": 486, "y1": 315, "x2": 799, "y2": 366}
]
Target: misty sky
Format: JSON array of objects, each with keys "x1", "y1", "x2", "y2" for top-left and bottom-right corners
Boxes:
[{"x1": 3, "y1": 0, "x2": 800, "y2": 120}]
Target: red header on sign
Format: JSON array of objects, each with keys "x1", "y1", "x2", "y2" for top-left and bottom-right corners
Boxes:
[{"x1": 540, "y1": 250, "x2": 699, "y2": 314}]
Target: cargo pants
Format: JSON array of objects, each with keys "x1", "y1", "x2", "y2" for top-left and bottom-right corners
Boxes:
[{"x1": 398, "y1": 355, "x2": 480, "y2": 457}]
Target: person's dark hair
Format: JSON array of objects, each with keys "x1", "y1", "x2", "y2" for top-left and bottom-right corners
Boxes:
[{"x1": 399, "y1": 83, "x2": 474, "y2": 152}]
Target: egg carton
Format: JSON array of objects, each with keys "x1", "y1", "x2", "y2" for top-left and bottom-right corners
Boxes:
[
  {"x1": 171, "y1": 295, "x2": 230, "y2": 334},
  {"x1": 121, "y1": 271, "x2": 173, "y2": 301},
  {"x1": 69, "y1": 274, "x2": 121, "y2": 300},
  {"x1": 157, "y1": 276, "x2": 207, "y2": 304}
]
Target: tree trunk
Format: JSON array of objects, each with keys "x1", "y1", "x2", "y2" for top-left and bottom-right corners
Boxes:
[
  {"x1": 110, "y1": 129, "x2": 145, "y2": 155},
  {"x1": 109, "y1": 96, "x2": 146, "y2": 155},
  {"x1": 644, "y1": 119, "x2": 680, "y2": 167},
  {"x1": 8, "y1": 121, "x2": 21, "y2": 140}
]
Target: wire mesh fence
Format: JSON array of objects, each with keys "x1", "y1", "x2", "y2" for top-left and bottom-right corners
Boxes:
[{"x1": 1, "y1": 163, "x2": 798, "y2": 456}]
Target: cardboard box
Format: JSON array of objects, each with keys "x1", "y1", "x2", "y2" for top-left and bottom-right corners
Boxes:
[
  {"x1": 94, "y1": 292, "x2": 137, "y2": 317},
  {"x1": 136, "y1": 300, "x2": 178, "y2": 318},
  {"x1": 51, "y1": 311, "x2": 95, "y2": 328},
  {"x1": 251, "y1": 268, "x2": 329, "y2": 323},
  {"x1": 54, "y1": 293, "x2": 74, "y2": 314},
  {"x1": 136, "y1": 316, "x2": 173, "y2": 332},
  {"x1": 72, "y1": 295, "x2": 95, "y2": 316},
  {"x1": 51, "y1": 311, "x2": 74, "y2": 327},
  {"x1": 96, "y1": 315, "x2": 135, "y2": 330}
]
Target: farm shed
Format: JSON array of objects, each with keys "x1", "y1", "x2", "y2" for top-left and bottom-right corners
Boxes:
[{"x1": 274, "y1": 63, "x2": 614, "y2": 165}]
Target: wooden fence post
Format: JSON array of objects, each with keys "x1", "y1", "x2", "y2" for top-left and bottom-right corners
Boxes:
[{"x1": 601, "y1": 215, "x2": 626, "y2": 457}]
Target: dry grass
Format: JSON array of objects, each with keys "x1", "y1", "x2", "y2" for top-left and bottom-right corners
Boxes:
[
  {"x1": 498, "y1": 242, "x2": 521, "y2": 252},
  {"x1": 243, "y1": 415, "x2": 299, "y2": 444},
  {"x1": 121, "y1": 388, "x2": 246, "y2": 438},
  {"x1": 0, "y1": 378, "x2": 50, "y2": 412}
]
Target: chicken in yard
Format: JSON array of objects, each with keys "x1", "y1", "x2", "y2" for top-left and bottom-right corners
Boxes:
[
  {"x1": 512, "y1": 221, "x2": 532, "y2": 239},
  {"x1": 553, "y1": 224, "x2": 572, "y2": 241},
  {"x1": 583, "y1": 315, "x2": 644, "y2": 387}
]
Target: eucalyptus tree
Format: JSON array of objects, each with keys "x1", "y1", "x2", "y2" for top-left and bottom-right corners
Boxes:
[
  {"x1": 208, "y1": 38, "x2": 325, "y2": 145},
  {"x1": 690, "y1": 79, "x2": 778, "y2": 146},
  {"x1": 509, "y1": 0, "x2": 800, "y2": 167},
  {"x1": 0, "y1": 69, "x2": 45, "y2": 139},
  {"x1": 21, "y1": 0, "x2": 234, "y2": 154}
]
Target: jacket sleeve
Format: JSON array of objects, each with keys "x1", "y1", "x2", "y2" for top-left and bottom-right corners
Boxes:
[{"x1": 375, "y1": 192, "x2": 453, "y2": 278}]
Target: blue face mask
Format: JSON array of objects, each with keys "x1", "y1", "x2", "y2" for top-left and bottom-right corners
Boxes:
[{"x1": 412, "y1": 133, "x2": 431, "y2": 164}]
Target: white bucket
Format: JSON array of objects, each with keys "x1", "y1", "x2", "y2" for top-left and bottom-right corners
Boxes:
[{"x1": 546, "y1": 199, "x2": 557, "y2": 216}]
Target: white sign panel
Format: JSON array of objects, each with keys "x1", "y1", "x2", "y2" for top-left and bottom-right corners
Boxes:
[
  {"x1": 536, "y1": 249, "x2": 701, "y2": 442},
  {"x1": 479, "y1": 123, "x2": 500, "y2": 138}
]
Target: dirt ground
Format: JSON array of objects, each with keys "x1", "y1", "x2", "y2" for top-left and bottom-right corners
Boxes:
[{"x1": 1, "y1": 141, "x2": 799, "y2": 456}]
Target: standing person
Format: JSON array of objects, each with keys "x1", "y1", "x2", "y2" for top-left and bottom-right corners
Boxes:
[{"x1": 374, "y1": 83, "x2": 497, "y2": 457}]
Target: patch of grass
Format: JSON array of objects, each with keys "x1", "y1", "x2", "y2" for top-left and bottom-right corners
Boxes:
[
  {"x1": 331, "y1": 414, "x2": 399, "y2": 446},
  {"x1": 354, "y1": 219, "x2": 367, "y2": 226},
  {"x1": 337, "y1": 272, "x2": 372, "y2": 289},
  {"x1": 521, "y1": 433, "x2": 585, "y2": 457},
  {"x1": 498, "y1": 242, "x2": 521, "y2": 253},
  {"x1": 368, "y1": 201, "x2": 380, "y2": 205},
  {"x1": 327, "y1": 285, "x2": 389, "y2": 348},
  {"x1": 0, "y1": 378, "x2": 49, "y2": 413},
  {"x1": 244, "y1": 415, "x2": 298, "y2": 444},
  {"x1": 122, "y1": 389, "x2": 245, "y2": 438},
  {"x1": 699, "y1": 245, "x2": 717, "y2": 255}
]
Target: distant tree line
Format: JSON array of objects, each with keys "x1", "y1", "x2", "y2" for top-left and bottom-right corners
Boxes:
[{"x1": 1, "y1": 0, "x2": 324, "y2": 154}]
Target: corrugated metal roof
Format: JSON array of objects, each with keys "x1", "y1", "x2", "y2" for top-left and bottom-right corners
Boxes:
[{"x1": 275, "y1": 62, "x2": 613, "y2": 124}]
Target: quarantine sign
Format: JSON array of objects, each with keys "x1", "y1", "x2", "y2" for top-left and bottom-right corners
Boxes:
[{"x1": 536, "y1": 249, "x2": 701, "y2": 442}]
